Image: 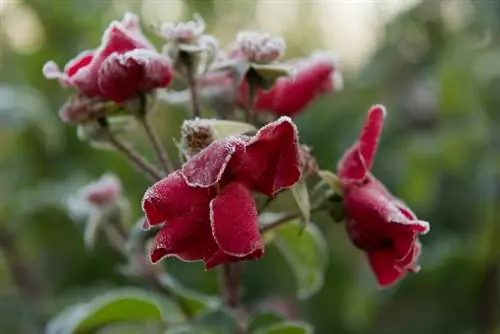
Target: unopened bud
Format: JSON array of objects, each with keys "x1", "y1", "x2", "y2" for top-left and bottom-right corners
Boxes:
[
  {"x1": 80, "y1": 173, "x2": 122, "y2": 207},
  {"x1": 236, "y1": 31, "x2": 286, "y2": 64},
  {"x1": 59, "y1": 94, "x2": 108, "y2": 124},
  {"x1": 180, "y1": 118, "x2": 216, "y2": 157},
  {"x1": 160, "y1": 13, "x2": 205, "y2": 43}
]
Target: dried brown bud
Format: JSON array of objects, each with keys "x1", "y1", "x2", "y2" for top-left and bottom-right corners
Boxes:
[
  {"x1": 180, "y1": 118, "x2": 216, "y2": 157},
  {"x1": 299, "y1": 145, "x2": 318, "y2": 179},
  {"x1": 59, "y1": 94, "x2": 108, "y2": 124}
]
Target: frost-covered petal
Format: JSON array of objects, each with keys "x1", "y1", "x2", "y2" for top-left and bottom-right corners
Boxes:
[
  {"x1": 396, "y1": 240, "x2": 422, "y2": 271},
  {"x1": 359, "y1": 105, "x2": 386, "y2": 171},
  {"x1": 228, "y1": 116, "x2": 301, "y2": 196},
  {"x1": 239, "y1": 55, "x2": 335, "y2": 116},
  {"x1": 209, "y1": 181, "x2": 262, "y2": 257},
  {"x1": 141, "y1": 171, "x2": 210, "y2": 227},
  {"x1": 337, "y1": 106, "x2": 387, "y2": 184},
  {"x1": 367, "y1": 250, "x2": 405, "y2": 287},
  {"x1": 204, "y1": 248, "x2": 264, "y2": 270},
  {"x1": 343, "y1": 181, "x2": 410, "y2": 227},
  {"x1": 98, "y1": 49, "x2": 173, "y2": 102},
  {"x1": 182, "y1": 137, "x2": 244, "y2": 188},
  {"x1": 43, "y1": 50, "x2": 94, "y2": 88},
  {"x1": 150, "y1": 216, "x2": 217, "y2": 264},
  {"x1": 337, "y1": 144, "x2": 367, "y2": 183},
  {"x1": 71, "y1": 19, "x2": 155, "y2": 96}
]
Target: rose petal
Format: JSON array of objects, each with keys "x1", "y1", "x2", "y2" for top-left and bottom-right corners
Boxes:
[
  {"x1": 65, "y1": 50, "x2": 95, "y2": 77},
  {"x1": 343, "y1": 180, "x2": 415, "y2": 227},
  {"x1": 182, "y1": 138, "x2": 244, "y2": 188},
  {"x1": 367, "y1": 250, "x2": 405, "y2": 287},
  {"x1": 241, "y1": 56, "x2": 335, "y2": 116},
  {"x1": 204, "y1": 248, "x2": 264, "y2": 270},
  {"x1": 396, "y1": 240, "x2": 422, "y2": 271},
  {"x1": 98, "y1": 49, "x2": 173, "y2": 102},
  {"x1": 359, "y1": 105, "x2": 386, "y2": 170},
  {"x1": 228, "y1": 116, "x2": 301, "y2": 196},
  {"x1": 72, "y1": 20, "x2": 155, "y2": 96},
  {"x1": 209, "y1": 181, "x2": 262, "y2": 257},
  {"x1": 150, "y1": 217, "x2": 218, "y2": 264},
  {"x1": 141, "y1": 171, "x2": 210, "y2": 227},
  {"x1": 337, "y1": 144, "x2": 367, "y2": 183},
  {"x1": 119, "y1": 12, "x2": 155, "y2": 50}
]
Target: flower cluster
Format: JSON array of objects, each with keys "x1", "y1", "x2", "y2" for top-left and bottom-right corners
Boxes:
[
  {"x1": 46, "y1": 11, "x2": 430, "y2": 293},
  {"x1": 43, "y1": 13, "x2": 172, "y2": 105}
]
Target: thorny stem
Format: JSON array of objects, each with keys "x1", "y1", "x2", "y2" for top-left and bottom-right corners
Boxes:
[
  {"x1": 0, "y1": 224, "x2": 46, "y2": 333},
  {"x1": 106, "y1": 130, "x2": 164, "y2": 181},
  {"x1": 221, "y1": 263, "x2": 246, "y2": 334},
  {"x1": 260, "y1": 205, "x2": 327, "y2": 233},
  {"x1": 137, "y1": 95, "x2": 174, "y2": 175}
]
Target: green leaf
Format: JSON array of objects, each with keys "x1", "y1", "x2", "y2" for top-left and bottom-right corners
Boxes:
[
  {"x1": 208, "y1": 119, "x2": 257, "y2": 138},
  {"x1": 248, "y1": 310, "x2": 284, "y2": 333},
  {"x1": 192, "y1": 308, "x2": 238, "y2": 334},
  {"x1": 274, "y1": 220, "x2": 328, "y2": 299},
  {"x1": 158, "y1": 273, "x2": 220, "y2": 317},
  {"x1": 166, "y1": 326, "x2": 213, "y2": 334},
  {"x1": 255, "y1": 321, "x2": 313, "y2": 334},
  {"x1": 46, "y1": 289, "x2": 172, "y2": 334},
  {"x1": 251, "y1": 64, "x2": 293, "y2": 90},
  {"x1": 290, "y1": 181, "x2": 310, "y2": 230},
  {"x1": 317, "y1": 170, "x2": 342, "y2": 193}
]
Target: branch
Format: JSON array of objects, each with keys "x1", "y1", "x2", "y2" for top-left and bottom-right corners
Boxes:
[
  {"x1": 107, "y1": 132, "x2": 164, "y2": 181},
  {"x1": 137, "y1": 95, "x2": 174, "y2": 175}
]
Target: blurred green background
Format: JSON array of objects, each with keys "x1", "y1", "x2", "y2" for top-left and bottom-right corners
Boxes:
[{"x1": 1, "y1": 0, "x2": 500, "y2": 333}]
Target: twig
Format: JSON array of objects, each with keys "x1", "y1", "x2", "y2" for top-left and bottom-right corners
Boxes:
[
  {"x1": 260, "y1": 205, "x2": 326, "y2": 233},
  {"x1": 140, "y1": 117, "x2": 174, "y2": 175},
  {"x1": 107, "y1": 132, "x2": 164, "y2": 181},
  {"x1": 136, "y1": 95, "x2": 174, "y2": 175},
  {"x1": 244, "y1": 85, "x2": 256, "y2": 124},
  {"x1": 220, "y1": 263, "x2": 246, "y2": 334},
  {"x1": 184, "y1": 57, "x2": 201, "y2": 118}
]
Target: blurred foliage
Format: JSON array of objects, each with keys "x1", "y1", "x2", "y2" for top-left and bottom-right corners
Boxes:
[{"x1": 1, "y1": 0, "x2": 500, "y2": 333}]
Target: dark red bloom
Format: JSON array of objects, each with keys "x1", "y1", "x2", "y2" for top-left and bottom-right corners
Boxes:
[
  {"x1": 43, "y1": 12, "x2": 172, "y2": 103},
  {"x1": 141, "y1": 117, "x2": 301, "y2": 269},
  {"x1": 338, "y1": 105, "x2": 430, "y2": 287},
  {"x1": 239, "y1": 53, "x2": 343, "y2": 117}
]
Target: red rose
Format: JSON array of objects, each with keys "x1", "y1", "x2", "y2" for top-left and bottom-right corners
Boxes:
[
  {"x1": 141, "y1": 117, "x2": 301, "y2": 269},
  {"x1": 239, "y1": 52, "x2": 343, "y2": 117},
  {"x1": 43, "y1": 12, "x2": 172, "y2": 103},
  {"x1": 338, "y1": 105, "x2": 430, "y2": 287}
]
